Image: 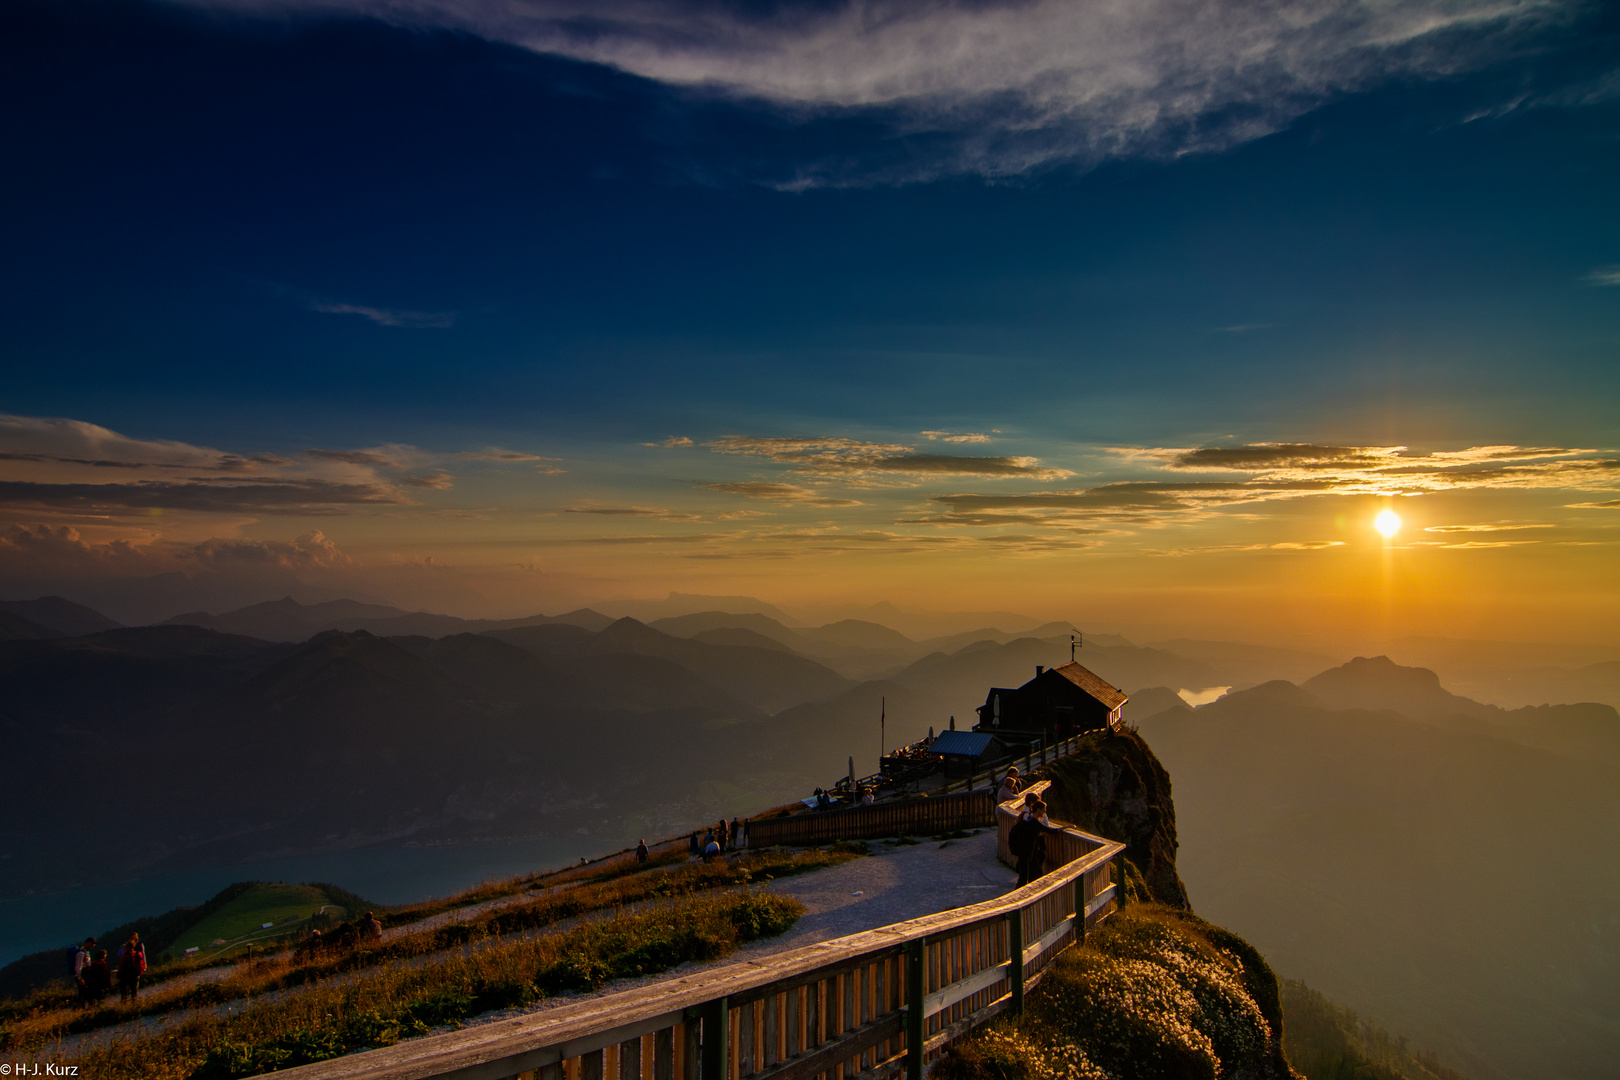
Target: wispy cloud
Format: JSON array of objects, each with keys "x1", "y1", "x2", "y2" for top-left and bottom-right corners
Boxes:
[
  {"x1": 307, "y1": 448, "x2": 402, "y2": 468},
  {"x1": 404, "y1": 471, "x2": 456, "y2": 490},
  {"x1": 566, "y1": 504, "x2": 701, "y2": 520},
  {"x1": 704, "y1": 481, "x2": 862, "y2": 507},
  {"x1": 921, "y1": 431, "x2": 994, "y2": 443},
  {"x1": 0, "y1": 523, "x2": 355, "y2": 574},
  {"x1": 1424, "y1": 522, "x2": 1554, "y2": 532},
  {"x1": 1584, "y1": 265, "x2": 1620, "y2": 286},
  {"x1": 174, "y1": 0, "x2": 1576, "y2": 182},
  {"x1": 460, "y1": 448, "x2": 559, "y2": 463},
  {"x1": 642, "y1": 436, "x2": 695, "y2": 448},
  {"x1": 922, "y1": 443, "x2": 1620, "y2": 529},
  {"x1": 706, "y1": 435, "x2": 1070, "y2": 480},
  {"x1": 308, "y1": 301, "x2": 457, "y2": 328},
  {"x1": 1212, "y1": 323, "x2": 1282, "y2": 333},
  {"x1": 0, "y1": 479, "x2": 407, "y2": 514},
  {"x1": 460, "y1": 448, "x2": 567, "y2": 474}
]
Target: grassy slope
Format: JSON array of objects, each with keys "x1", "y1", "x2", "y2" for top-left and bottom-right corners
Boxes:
[
  {"x1": 1, "y1": 848, "x2": 849, "y2": 1055},
  {"x1": 68, "y1": 890, "x2": 807, "y2": 1080},
  {"x1": 170, "y1": 885, "x2": 347, "y2": 957},
  {"x1": 1281, "y1": 980, "x2": 1470, "y2": 1080}
]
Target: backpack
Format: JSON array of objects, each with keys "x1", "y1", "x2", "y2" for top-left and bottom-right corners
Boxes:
[{"x1": 1008, "y1": 817, "x2": 1034, "y2": 859}]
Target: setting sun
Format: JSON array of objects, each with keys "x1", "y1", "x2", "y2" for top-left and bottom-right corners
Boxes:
[{"x1": 1375, "y1": 509, "x2": 1402, "y2": 538}]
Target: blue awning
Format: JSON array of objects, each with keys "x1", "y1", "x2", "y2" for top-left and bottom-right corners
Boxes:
[{"x1": 929, "y1": 731, "x2": 997, "y2": 757}]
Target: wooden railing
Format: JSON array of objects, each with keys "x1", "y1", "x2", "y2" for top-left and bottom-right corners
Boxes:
[
  {"x1": 936, "y1": 731, "x2": 1098, "y2": 796},
  {"x1": 273, "y1": 830, "x2": 1123, "y2": 1080},
  {"x1": 745, "y1": 791, "x2": 995, "y2": 848}
]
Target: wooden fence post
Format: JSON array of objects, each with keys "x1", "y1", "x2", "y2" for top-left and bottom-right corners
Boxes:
[
  {"x1": 1007, "y1": 911, "x2": 1024, "y2": 1015},
  {"x1": 701, "y1": 996, "x2": 729, "y2": 1080},
  {"x1": 905, "y1": 940, "x2": 925, "y2": 1080}
]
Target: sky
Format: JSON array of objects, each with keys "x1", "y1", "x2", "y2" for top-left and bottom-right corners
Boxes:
[{"x1": 2, "y1": 0, "x2": 1618, "y2": 649}]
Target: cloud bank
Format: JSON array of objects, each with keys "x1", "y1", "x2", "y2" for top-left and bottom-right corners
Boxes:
[
  {"x1": 177, "y1": 0, "x2": 1573, "y2": 180},
  {"x1": 706, "y1": 435, "x2": 1071, "y2": 480}
]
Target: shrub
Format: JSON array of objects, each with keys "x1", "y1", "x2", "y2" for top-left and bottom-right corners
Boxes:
[{"x1": 943, "y1": 906, "x2": 1283, "y2": 1080}]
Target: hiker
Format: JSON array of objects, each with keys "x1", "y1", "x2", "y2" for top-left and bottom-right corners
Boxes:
[
  {"x1": 70, "y1": 937, "x2": 95, "y2": 1003},
  {"x1": 636, "y1": 838, "x2": 649, "y2": 863},
  {"x1": 996, "y1": 767, "x2": 1022, "y2": 803},
  {"x1": 702, "y1": 829, "x2": 720, "y2": 862},
  {"x1": 715, "y1": 818, "x2": 729, "y2": 850},
  {"x1": 363, "y1": 912, "x2": 384, "y2": 943},
  {"x1": 730, "y1": 818, "x2": 742, "y2": 849},
  {"x1": 84, "y1": 949, "x2": 112, "y2": 1003},
  {"x1": 116, "y1": 933, "x2": 146, "y2": 1002},
  {"x1": 1010, "y1": 794, "x2": 1054, "y2": 887}
]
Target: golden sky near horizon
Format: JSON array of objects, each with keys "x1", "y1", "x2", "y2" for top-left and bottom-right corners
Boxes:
[{"x1": 2, "y1": 416, "x2": 1616, "y2": 648}]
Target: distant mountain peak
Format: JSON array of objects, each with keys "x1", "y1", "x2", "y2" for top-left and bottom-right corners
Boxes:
[{"x1": 1303, "y1": 655, "x2": 1495, "y2": 721}]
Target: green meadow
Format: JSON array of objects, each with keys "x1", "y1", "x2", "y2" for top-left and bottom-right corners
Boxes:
[{"x1": 168, "y1": 885, "x2": 348, "y2": 958}]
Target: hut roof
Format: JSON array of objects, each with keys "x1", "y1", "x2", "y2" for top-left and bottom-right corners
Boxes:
[{"x1": 1048, "y1": 661, "x2": 1128, "y2": 711}]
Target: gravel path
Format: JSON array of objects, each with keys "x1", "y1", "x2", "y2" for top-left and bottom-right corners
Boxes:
[{"x1": 737, "y1": 829, "x2": 1015, "y2": 954}]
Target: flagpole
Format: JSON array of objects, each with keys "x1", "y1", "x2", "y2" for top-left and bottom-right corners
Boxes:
[{"x1": 880, "y1": 696, "x2": 885, "y2": 766}]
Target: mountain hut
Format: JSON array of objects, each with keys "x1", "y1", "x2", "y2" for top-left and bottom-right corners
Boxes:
[{"x1": 973, "y1": 661, "x2": 1127, "y2": 744}]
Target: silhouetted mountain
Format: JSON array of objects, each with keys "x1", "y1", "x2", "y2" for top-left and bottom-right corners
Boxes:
[
  {"x1": 798, "y1": 619, "x2": 915, "y2": 651},
  {"x1": 801, "y1": 600, "x2": 1043, "y2": 639},
  {"x1": 1120, "y1": 686, "x2": 1190, "y2": 722},
  {"x1": 393, "y1": 631, "x2": 765, "y2": 720},
  {"x1": 1302, "y1": 655, "x2": 1495, "y2": 720},
  {"x1": 595, "y1": 592, "x2": 801, "y2": 624},
  {"x1": 649, "y1": 611, "x2": 806, "y2": 647},
  {"x1": 490, "y1": 617, "x2": 853, "y2": 714},
  {"x1": 890, "y1": 638, "x2": 1220, "y2": 703},
  {"x1": 1379, "y1": 635, "x2": 1620, "y2": 710},
  {"x1": 689, "y1": 626, "x2": 797, "y2": 653},
  {"x1": 0, "y1": 595, "x2": 122, "y2": 636},
  {"x1": 1147, "y1": 637, "x2": 1340, "y2": 687},
  {"x1": 164, "y1": 596, "x2": 613, "y2": 641},
  {"x1": 0, "y1": 611, "x2": 60, "y2": 640},
  {"x1": 1291, "y1": 656, "x2": 1620, "y2": 761},
  {"x1": 1138, "y1": 677, "x2": 1620, "y2": 1080},
  {"x1": 915, "y1": 621, "x2": 1083, "y2": 655},
  {"x1": 0, "y1": 624, "x2": 806, "y2": 894}
]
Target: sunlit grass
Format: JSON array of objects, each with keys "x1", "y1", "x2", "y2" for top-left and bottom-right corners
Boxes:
[
  {"x1": 31, "y1": 889, "x2": 805, "y2": 1080},
  {"x1": 0, "y1": 848, "x2": 849, "y2": 1053}
]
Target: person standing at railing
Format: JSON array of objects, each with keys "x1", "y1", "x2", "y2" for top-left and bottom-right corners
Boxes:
[
  {"x1": 996, "y1": 767, "x2": 1022, "y2": 803},
  {"x1": 1010, "y1": 794, "x2": 1055, "y2": 887}
]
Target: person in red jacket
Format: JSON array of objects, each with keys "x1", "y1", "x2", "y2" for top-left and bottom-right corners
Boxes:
[
  {"x1": 116, "y1": 933, "x2": 146, "y2": 1001},
  {"x1": 85, "y1": 949, "x2": 113, "y2": 1003}
]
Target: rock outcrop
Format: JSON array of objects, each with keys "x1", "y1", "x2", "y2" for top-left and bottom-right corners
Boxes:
[{"x1": 1041, "y1": 728, "x2": 1190, "y2": 909}]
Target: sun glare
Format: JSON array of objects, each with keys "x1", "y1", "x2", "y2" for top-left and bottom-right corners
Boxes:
[{"x1": 1374, "y1": 508, "x2": 1402, "y2": 538}]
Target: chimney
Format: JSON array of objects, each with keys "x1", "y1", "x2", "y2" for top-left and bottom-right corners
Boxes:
[{"x1": 1036, "y1": 665, "x2": 1045, "y2": 676}]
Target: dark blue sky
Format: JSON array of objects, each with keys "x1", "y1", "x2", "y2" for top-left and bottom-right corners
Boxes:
[
  {"x1": 2, "y1": 0, "x2": 1618, "y2": 640},
  {"x1": 7, "y1": 0, "x2": 1617, "y2": 448}
]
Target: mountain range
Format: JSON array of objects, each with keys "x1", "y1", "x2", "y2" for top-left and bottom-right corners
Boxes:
[
  {"x1": 1134, "y1": 661, "x2": 1620, "y2": 1080},
  {"x1": 4, "y1": 591, "x2": 1618, "y2": 1079}
]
